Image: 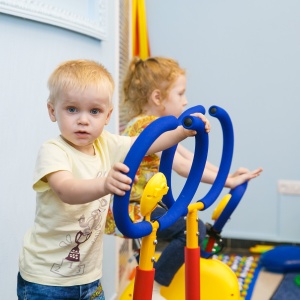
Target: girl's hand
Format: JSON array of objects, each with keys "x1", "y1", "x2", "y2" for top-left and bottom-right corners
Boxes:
[
  {"x1": 227, "y1": 167, "x2": 263, "y2": 189},
  {"x1": 190, "y1": 113, "x2": 211, "y2": 133},
  {"x1": 229, "y1": 167, "x2": 250, "y2": 178}
]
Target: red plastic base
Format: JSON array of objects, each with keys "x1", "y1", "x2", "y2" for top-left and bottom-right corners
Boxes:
[
  {"x1": 133, "y1": 266, "x2": 155, "y2": 300},
  {"x1": 185, "y1": 247, "x2": 200, "y2": 300}
]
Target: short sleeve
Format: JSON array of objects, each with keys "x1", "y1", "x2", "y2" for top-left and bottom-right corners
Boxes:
[{"x1": 33, "y1": 142, "x2": 72, "y2": 192}]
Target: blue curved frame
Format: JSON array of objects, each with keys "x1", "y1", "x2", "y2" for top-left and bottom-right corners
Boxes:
[
  {"x1": 113, "y1": 106, "x2": 208, "y2": 238},
  {"x1": 113, "y1": 105, "x2": 236, "y2": 239},
  {"x1": 213, "y1": 182, "x2": 248, "y2": 232},
  {"x1": 198, "y1": 106, "x2": 234, "y2": 209},
  {"x1": 161, "y1": 105, "x2": 234, "y2": 212}
]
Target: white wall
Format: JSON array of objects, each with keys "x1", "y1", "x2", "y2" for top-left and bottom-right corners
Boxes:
[
  {"x1": 0, "y1": 1, "x2": 119, "y2": 298},
  {"x1": 146, "y1": 0, "x2": 300, "y2": 243},
  {"x1": 2, "y1": 1, "x2": 300, "y2": 298}
]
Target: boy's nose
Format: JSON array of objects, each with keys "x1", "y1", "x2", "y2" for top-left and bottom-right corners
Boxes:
[{"x1": 77, "y1": 113, "x2": 89, "y2": 125}]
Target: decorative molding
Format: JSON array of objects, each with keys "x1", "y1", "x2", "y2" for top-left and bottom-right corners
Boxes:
[{"x1": 0, "y1": 0, "x2": 107, "y2": 40}]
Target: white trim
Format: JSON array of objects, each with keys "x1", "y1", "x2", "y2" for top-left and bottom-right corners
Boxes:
[
  {"x1": 0, "y1": 0, "x2": 107, "y2": 40},
  {"x1": 113, "y1": 0, "x2": 120, "y2": 134}
]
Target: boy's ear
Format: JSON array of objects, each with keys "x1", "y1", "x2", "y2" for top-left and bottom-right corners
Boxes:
[
  {"x1": 105, "y1": 107, "x2": 113, "y2": 125},
  {"x1": 149, "y1": 89, "x2": 162, "y2": 106},
  {"x1": 47, "y1": 103, "x2": 56, "y2": 122}
]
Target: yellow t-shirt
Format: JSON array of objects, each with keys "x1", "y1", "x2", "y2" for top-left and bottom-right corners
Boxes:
[{"x1": 19, "y1": 131, "x2": 131, "y2": 286}]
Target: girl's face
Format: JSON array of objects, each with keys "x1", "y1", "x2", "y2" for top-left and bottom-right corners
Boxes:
[
  {"x1": 162, "y1": 75, "x2": 188, "y2": 118},
  {"x1": 47, "y1": 85, "x2": 113, "y2": 155}
]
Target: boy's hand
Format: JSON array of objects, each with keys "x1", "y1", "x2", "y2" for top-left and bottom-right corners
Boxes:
[{"x1": 105, "y1": 162, "x2": 133, "y2": 196}]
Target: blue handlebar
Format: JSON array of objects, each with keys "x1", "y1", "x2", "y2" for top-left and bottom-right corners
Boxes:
[
  {"x1": 178, "y1": 105, "x2": 206, "y2": 122},
  {"x1": 113, "y1": 105, "x2": 234, "y2": 239},
  {"x1": 161, "y1": 105, "x2": 234, "y2": 213},
  {"x1": 196, "y1": 105, "x2": 234, "y2": 209},
  {"x1": 158, "y1": 114, "x2": 208, "y2": 230},
  {"x1": 159, "y1": 104, "x2": 206, "y2": 211},
  {"x1": 213, "y1": 182, "x2": 248, "y2": 232},
  {"x1": 182, "y1": 116, "x2": 205, "y2": 131},
  {"x1": 113, "y1": 107, "x2": 208, "y2": 238},
  {"x1": 113, "y1": 116, "x2": 179, "y2": 238}
]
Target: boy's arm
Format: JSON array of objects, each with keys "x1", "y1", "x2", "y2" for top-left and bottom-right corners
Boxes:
[{"x1": 46, "y1": 162, "x2": 132, "y2": 205}]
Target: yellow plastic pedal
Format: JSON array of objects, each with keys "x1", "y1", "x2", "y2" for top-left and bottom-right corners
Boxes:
[{"x1": 249, "y1": 245, "x2": 274, "y2": 253}]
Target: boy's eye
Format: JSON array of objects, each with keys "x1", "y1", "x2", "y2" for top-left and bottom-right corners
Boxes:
[
  {"x1": 67, "y1": 107, "x2": 77, "y2": 113},
  {"x1": 90, "y1": 109, "x2": 100, "y2": 115}
]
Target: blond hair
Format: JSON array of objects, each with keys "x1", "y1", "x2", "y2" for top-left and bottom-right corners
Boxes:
[
  {"x1": 47, "y1": 59, "x2": 115, "y2": 105},
  {"x1": 122, "y1": 57, "x2": 185, "y2": 120}
]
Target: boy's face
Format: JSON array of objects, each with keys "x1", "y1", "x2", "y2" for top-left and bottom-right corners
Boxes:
[
  {"x1": 47, "y1": 85, "x2": 113, "y2": 155},
  {"x1": 163, "y1": 74, "x2": 188, "y2": 118}
]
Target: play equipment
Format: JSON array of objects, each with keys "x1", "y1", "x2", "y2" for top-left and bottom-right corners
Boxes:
[
  {"x1": 114, "y1": 105, "x2": 208, "y2": 239},
  {"x1": 160, "y1": 184, "x2": 248, "y2": 300},
  {"x1": 249, "y1": 245, "x2": 274, "y2": 254},
  {"x1": 202, "y1": 181, "x2": 248, "y2": 258},
  {"x1": 260, "y1": 245, "x2": 300, "y2": 273},
  {"x1": 114, "y1": 105, "x2": 208, "y2": 300},
  {"x1": 114, "y1": 105, "x2": 247, "y2": 299},
  {"x1": 159, "y1": 105, "x2": 248, "y2": 299}
]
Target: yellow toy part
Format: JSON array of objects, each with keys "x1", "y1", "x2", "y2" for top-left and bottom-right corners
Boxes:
[
  {"x1": 138, "y1": 222, "x2": 160, "y2": 270},
  {"x1": 211, "y1": 194, "x2": 232, "y2": 220},
  {"x1": 140, "y1": 172, "x2": 169, "y2": 220},
  {"x1": 160, "y1": 258, "x2": 241, "y2": 300},
  {"x1": 119, "y1": 279, "x2": 135, "y2": 300},
  {"x1": 120, "y1": 257, "x2": 241, "y2": 300},
  {"x1": 249, "y1": 244, "x2": 275, "y2": 254},
  {"x1": 186, "y1": 202, "x2": 204, "y2": 248},
  {"x1": 137, "y1": 173, "x2": 169, "y2": 270}
]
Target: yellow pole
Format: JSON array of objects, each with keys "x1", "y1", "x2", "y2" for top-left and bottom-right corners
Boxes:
[
  {"x1": 139, "y1": 221, "x2": 160, "y2": 270},
  {"x1": 186, "y1": 202, "x2": 205, "y2": 248}
]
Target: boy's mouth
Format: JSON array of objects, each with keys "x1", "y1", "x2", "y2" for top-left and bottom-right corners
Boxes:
[{"x1": 75, "y1": 131, "x2": 89, "y2": 136}]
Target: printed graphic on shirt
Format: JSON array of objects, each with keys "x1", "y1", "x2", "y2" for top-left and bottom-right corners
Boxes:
[{"x1": 50, "y1": 198, "x2": 107, "y2": 277}]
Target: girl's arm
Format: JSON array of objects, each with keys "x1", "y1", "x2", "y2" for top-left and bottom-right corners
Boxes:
[
  {"x1": 172, "y1": 150, "x2": 220, "y2": 184},
  {"x1": 172, "y1": 144, "x2": 263, "y2": 189},
  {"x1": 177, "y1": 143, "x2": 219, "y2": 173},
  {"x1": 224, "y1": 168, "x2": 263, "y2": 188},
  {"x1": 131, "y1": 112, "x2": 210, "y2": 155}
]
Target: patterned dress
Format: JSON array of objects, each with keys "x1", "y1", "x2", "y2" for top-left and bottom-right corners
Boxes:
[{"x1": 105, "y1": 115, "x2": 161, "y2": 236}]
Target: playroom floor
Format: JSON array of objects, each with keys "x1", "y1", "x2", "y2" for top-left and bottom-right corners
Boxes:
[
  {"x1": 251, "y1": 270, "x2": 283, "y2": 300},
  {"x1": 152, "y1": 238, "x2": 294, "y2": 300},
  {"x1": 221, "y1": 239, "x2": 291, "y2": 300},
  {"x1": 152, "y1": 270, "x2": 283, "y2": 300},
  {"x1": 221, "y1": 244, "x2": 284, "y2": 300}
]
